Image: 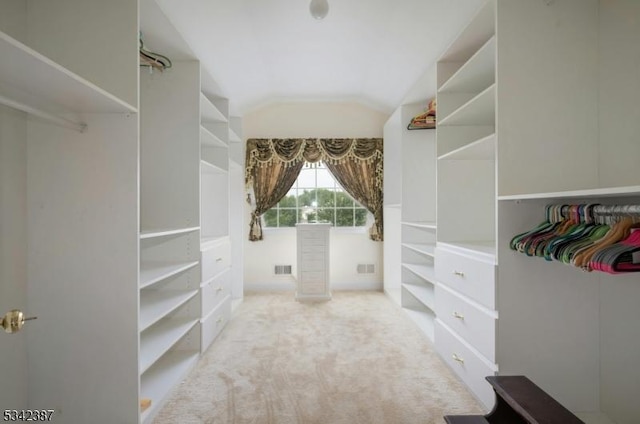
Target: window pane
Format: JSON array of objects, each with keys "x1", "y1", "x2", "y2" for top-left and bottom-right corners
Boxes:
[
  {"x1": 317, "y1": 208, "x2": 335, "y2": 225},
  {"x1": 278, "y1": 188, "x2": 297, "y2": 208},
  {"x1": 279, "y1": 209, "x2": 297, "y2": 227},
  {"x1": 298, "y1": 189, "x2": 314, "y2": 207},
  {"x1": 316, "y1": 188, "x2": 335, "y2": 207},
  {"x1": 316, "y1": 168, "x2": 334, "y2": 188},
  {"x1": 300, "y1": 208, "x2": 317, "y2": 223},
  {"x1": 355, "y1": 208, "x2": 367, "y2": 226},
  {"x1": 297, "y1": 168, "x2": 315, "y2": 188},
  {"x1": 263, "y1": 209, "x2": 278, "y2": 227},
  {"x1": 336, "y1": 209, "x2": 354, "y2": 227},
  {"x1": 335, "y1": 189, "x2": 353, "y2": 207}
]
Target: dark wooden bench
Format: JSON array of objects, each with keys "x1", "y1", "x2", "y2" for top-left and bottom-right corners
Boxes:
[{"x1": 444, "y1": 376, "x2": 584, "y2": 424}]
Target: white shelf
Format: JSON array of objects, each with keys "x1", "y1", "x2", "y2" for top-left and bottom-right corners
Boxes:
[
  {"x1": 403, "y1": 283, "x2": 436, "y2": 311},
  {"x1": 140, "y1": 350, "x2": 200, "y2": 423},
  {"x1": 402, "y1": 263, "x2": 437, "y2": 283},
  {"x1": 200, "y1": 126, "x2": 226, "y2": 147},
  {"x1": 402, "y1": 243, "x2": 436, "y2": 258},
  {"x1": 139, "y1": 261, "x2": 199, "y2": 289},
  {"x1": 498, "y1": 185, "x2": 640, "y2": 201},
  {"x1": 438, "y1": 84, "x2": 495, "y2": 127},
  {"x1": 401, "y1": 221, "x2": 437, "y2": 230},
  {"x1": 439, "y1": 36, "x2": 496, "y2": 94},
  {"x1": 200, "y1": 159, "x2": 227, "y2": 174},
  {"x1": 0, "y1": 30, "x2": 136, "y2": 121},
  {"x1": 140, "y1": 318, "x2": 199, "y2": 374},
  {"x1": 200, "y1": 92, "x2": 227, "y2": 123},
  {"x1": 404, "y1": 307, "x2": 435, "y2": 341},
  {"x1": 140, "y1": 289, "x2": 199, "y2": 331},
  {"x1": 201, "y1": 235, "x2": 229, "y2": 249},
  {"x1": 140, "y1": 227, "x2": 200, "y2": 240},
  {"x1": 438, "y1": 133, "x2": 495, "y2": 161},
  {"x1": 438, "y1": 241, "x2": 496, "y2": 263},
  {"x1": 385, "y1": 203, "x2": 402, "y2": 209}
]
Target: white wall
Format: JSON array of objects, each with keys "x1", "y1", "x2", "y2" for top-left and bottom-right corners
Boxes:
[
  {"x1": 0, "y1": 105, "x2": 28, "y2": 409},
  {"x1": 242, "y1": 102, "x2": 388, "y2": 291}
]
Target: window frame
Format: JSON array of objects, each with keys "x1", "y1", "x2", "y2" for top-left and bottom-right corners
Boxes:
[{"x1": 262, "y1": 161, "x2": 369, "y2": 230}]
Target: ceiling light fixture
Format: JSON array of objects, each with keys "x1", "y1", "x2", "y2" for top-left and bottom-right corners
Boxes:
[{"x1": 309, "y1": 0, "x2": 329, "y2": 20}]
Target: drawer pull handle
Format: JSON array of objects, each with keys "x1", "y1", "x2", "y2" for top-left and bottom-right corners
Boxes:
[
  {"x1": 452, "y1": 311, "x2": 465, "y2": 320},
  {"x1": 216, "y1": 317, "x2": 224, "y2": 324},
  {"x1": 216, "y1": 286, "x2": 224, "y2": 292},
  {"x1": 453, "y1": 270, "x2": 465, "y2": 277},
  {"x1": 216, "y1": 257, "x2": 223, "y2": 262},
  {"x1": 452, "y1": 353, "x2": 465, "y2": 364}
]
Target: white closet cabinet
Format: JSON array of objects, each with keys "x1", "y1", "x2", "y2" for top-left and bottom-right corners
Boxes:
[
  {"x1": 199, "y1": 93, "x2": 232, "y2": 353},
  {"x1": 432, "y1": 1, "x2": 640, "y2": 422},
  {"x1": 295, "y1": 223, "x2": 331, "y2": 301},
  {"x1": 0, "y1": 1, "x2": 139, "y2": 422},
  {"x1": 383, "y1": 100, "x2": 438, "y2": 341},
  {"x1": 140, "y1": 61, "x2": 203, "y2": 422}
]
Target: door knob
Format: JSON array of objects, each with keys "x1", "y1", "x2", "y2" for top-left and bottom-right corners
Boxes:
[{"x1": 1, "y1": 310, "x2": 37, "y2": 334}]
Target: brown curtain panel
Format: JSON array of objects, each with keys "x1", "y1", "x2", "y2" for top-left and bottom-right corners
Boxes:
[{"x1": 245, "y1": 138, "x2": 383, "y2": 241}]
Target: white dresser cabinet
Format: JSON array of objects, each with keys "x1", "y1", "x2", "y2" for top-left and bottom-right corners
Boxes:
[{"x1": 296, "y1": 223, "x2": 331, "y2": 301}]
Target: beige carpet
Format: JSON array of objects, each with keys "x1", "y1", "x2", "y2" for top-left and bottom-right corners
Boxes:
[{"x1": 154, "y1": 291, "x2": 483, "y2": 424}]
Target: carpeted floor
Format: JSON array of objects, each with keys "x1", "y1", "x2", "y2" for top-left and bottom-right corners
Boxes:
[{"x1": 153, "y1": 291, "x2": 483, "y2": 424}]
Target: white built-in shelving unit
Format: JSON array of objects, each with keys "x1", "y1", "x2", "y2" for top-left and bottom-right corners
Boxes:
[
  {"x1": 428, "y1": 1, "x2": 640, "y2": 423},
  {"x1": 139, "y1": 61, "x2": 202, "y2": 422},
  {"x1": 383, "y1": 97, "x2": 439, "y2": 341},
  {"x1": 0, "y1": 1, "x2": 139, "y2": 422}
]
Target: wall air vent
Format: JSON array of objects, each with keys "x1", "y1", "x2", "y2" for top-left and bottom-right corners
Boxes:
[
  {"x1": 274, "y1": 265, "x2": 292, "y2": 275},
  {"x1": 357, "y1": 264, "x2": 375, "y2": 274}
]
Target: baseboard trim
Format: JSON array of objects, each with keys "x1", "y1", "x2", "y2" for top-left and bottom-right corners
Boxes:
[{"x1": 244, "y1": 281, "x2": 383, "y2": 292}]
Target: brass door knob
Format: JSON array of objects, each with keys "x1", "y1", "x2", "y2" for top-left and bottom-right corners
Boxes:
[{"x1": 1, "y1": 310, "x2": 37, "y2": 334}]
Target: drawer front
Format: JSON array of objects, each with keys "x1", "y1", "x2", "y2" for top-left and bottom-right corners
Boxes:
[
  {"x1": 301, "y1": 244, "x2": 326, "y2": 253},
  {"x1": 435, "y1": 285, "x2": 496, "y2": 362},
  {"x1": 301, "y1": 270, "x2": 325, "y2": 283},
  {"x1": 435, "y1": 247, "x2": 495, "y2": 309},
  {"x1": 201, "y1": 268, "x2": 231, "y2": 317},
  {"x1": 300, "y1": 259, "x2": 325, "y2": 272},
  {"x1": 435, "y1": 320, "x2": 497, "y2": 409},
  {"x1": 301, "y1": 282, "x2": 326, "y2": 295},
  {"x1": 301, "y1": 252, "x2": 325, "y2": 262},
  {"x1": 298, "y1": 229, "x2": 326, "y2": 241},
  {"x1": 201, "y1": 296, "x2": 231, "y2": 353},
  {"x1": 201, "y1": 239, "x2": 231, "y2": 282}
]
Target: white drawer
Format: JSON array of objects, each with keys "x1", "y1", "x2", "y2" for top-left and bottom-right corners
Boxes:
[
  {"x1": 435, "y1": 247, "x2": 495, "y2": 309},
  {"x1": 201, "y1": 268, "x2": 231, "y2": 317},
  {"x1": 301, "y1": 244, "x2": 326, "y2": 253},
  {"x1": 301, "y1": 282, "x2": 326, "y2": 295},
  {"x1": 300, "y1": 259, "x2": 325, "y2": 272},
  {"x1": 201, "y1": 238, "x2": 231, "y2": 282},
  {"x1": 435, "y1": 285, "x2": 496, "y2": 362},
  {"x1": 298, "y1": 229, "x2": 325, "y2": 240},
  {"x1": 301, "y1": 270, "x2": 325, "y2": 283},
  {"x1": 435, "y1": 319, "x2": 497, "y2": 409},
  {"x1": 301, "y1": 252, "x2": 325, "y2": 262},
  {"x1": 201, "y1": 296, "x2": 231, "y2": 353}
]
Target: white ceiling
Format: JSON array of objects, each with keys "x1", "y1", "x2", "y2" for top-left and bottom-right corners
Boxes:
[{"x1": 149, "y1": 0, "x2": 485, "y2": 115}]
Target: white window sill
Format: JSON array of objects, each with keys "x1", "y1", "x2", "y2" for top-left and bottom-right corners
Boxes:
[{"x1": 263, "y1": 226, "x2": 368, "y2": 235}]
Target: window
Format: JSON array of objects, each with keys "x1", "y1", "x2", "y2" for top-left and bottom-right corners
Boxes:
[{"x1": 263, "y1": 162, "x2": 368, "y2": 228}]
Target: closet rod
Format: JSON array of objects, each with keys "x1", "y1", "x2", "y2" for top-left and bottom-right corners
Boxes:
[
  {"x1": 0, "y1": 94, "x2": 87, "y2": 133},
  {"x1": 592, "y1": 204, "x2": 640, "y2": 216}
]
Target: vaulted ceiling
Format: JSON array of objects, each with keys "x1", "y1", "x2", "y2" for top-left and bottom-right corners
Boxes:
[{"x1": 148, "y1": 0, "x2": 485, "y2": 114}]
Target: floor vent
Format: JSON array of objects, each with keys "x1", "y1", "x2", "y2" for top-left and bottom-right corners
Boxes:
[
  {"x1": 357, "y1": 264, "x2": 375, "y2": 274},
  {"x1": 274, "y1": 265, "x2": 292, "y2": 275}
]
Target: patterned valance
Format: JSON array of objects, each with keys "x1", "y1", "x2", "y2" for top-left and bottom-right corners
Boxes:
[{"x1": 245, "y1": 138, "x2": 383, "y2": 190}]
